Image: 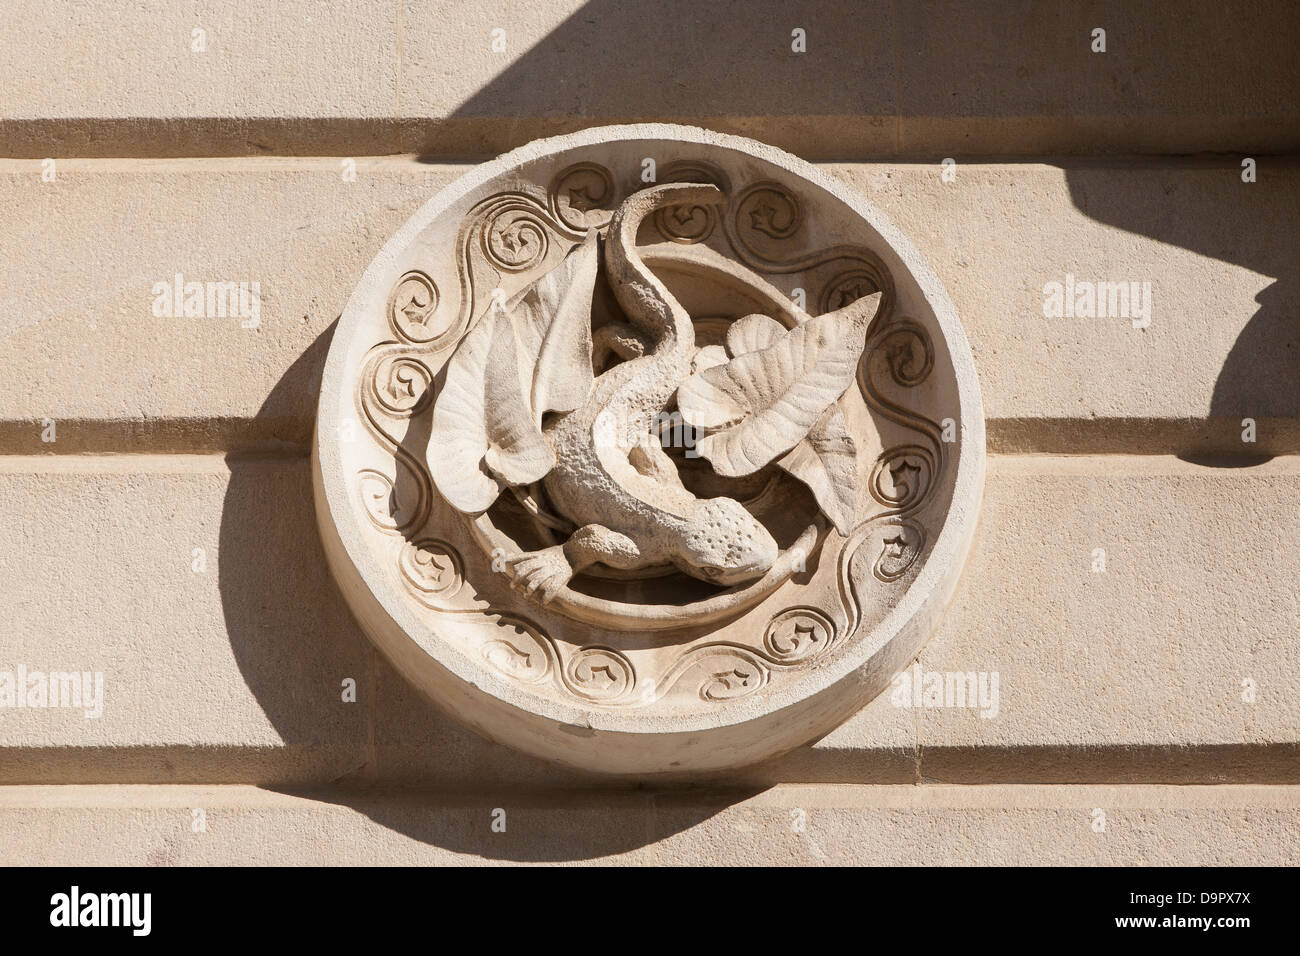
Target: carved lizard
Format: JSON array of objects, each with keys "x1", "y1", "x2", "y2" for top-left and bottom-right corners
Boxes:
[
  {"x1": 508, "y1": 184, "x2": 780, "y2": 601},
  {"x1": 430, "y1": 182, "x2": 881, "y2": 605}
]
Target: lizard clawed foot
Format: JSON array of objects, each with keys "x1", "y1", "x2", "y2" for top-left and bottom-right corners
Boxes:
[{"x1": 505, "y1": 546, "x2": 574, "y2": 604}]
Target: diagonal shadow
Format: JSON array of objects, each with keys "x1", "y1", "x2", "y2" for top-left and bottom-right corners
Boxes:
[
  {"x1": 217, "y1": 323, "x2": 746, "y2": 860},
  {"x1": 1063, "y1": 160, "x2": 1298, "y2": 464}
]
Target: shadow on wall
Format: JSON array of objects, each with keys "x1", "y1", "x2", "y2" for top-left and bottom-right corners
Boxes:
[
  {"x1": 217, "y1": 323, "x2": 356, "y2": 756},
  {"x1": 428, "y1": 0, "x2": 893, "y2": 157},
  {"x1": 445, "y1": 0, "x2": 1299, "y2": 460},
  {"x1": 430, "y1": 0, "x2": 1299, "y2": 158},
  {"x1": 217, "y1": 322, "x2": 738, "y2": 860},
  {"x1": 1063, "y1": 161, "x2": 1299, "y2": 463},
  {"x1": 270, "y1": 789, "x2": 764, "y2": 864}
]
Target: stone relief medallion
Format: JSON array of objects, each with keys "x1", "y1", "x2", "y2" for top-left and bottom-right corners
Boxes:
[{"x1": 313, "y1": 125, "x2": 985, "y2": 775}]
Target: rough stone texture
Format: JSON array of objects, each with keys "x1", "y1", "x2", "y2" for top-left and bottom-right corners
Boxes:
[
  {"x1": 1, "y1": 456, "x2": 1294, "y2": 787},
  {"x1": 919, "y1": 456, "x2": 1300, "y2": 782},
  {"x1": 3, "y1": 1, "x2": 1296, "y2": 157},
  {"x1": 0, "y1": 160, "x2": 456, "y2": 449},
  {"x1": 1, "y1": 159, "x2": 1294, "y2": 457},
  {"x1": 0, "y1": 784, "x2": 1293, "y2": 865},
  {"x1": 833, "y1": 161, "x2": 1300, "y2": 439},
  {"x1": 0, "y1": 0, "x2": 401, "y2": 156},
  {"x1": 0, "y1": 455, "x2": 370, "y2": 784}
]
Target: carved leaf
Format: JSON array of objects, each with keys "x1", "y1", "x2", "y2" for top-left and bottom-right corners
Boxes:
[
  {"x1": 715, "y1": 313, "x2": 859, "y2": 533},
  {"x1": 480, "y1": 313, "x2": 557, "y2": 486},
  {"x1": 677, "y1": 293, "x2": 880, "y2": 477},
  {"x1": 725, "y1": 313, "x2": 783, "y2": 356},
  {"x1": 776, "y1": 405, "x2": 858, "y2": 536},
  {"x1": 430, "y1": 236, "x2": 599, "y2": 514},
  {"x1": 510, "y1": 231, "x2": 599, "y2": 418},
  {"x1": 691, "y1": 343, "x2": 729, "y2": 375},
  {"x1": 431, "y1": 308, "x2": 554, "y2": 513}
]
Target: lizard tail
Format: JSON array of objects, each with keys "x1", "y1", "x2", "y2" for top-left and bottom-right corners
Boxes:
[{"x1": 604, "y1": 183, "x2": 725, "y2": 346}]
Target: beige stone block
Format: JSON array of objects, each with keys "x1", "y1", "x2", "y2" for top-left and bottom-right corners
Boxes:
[
  {"x1": 0, "y1": 784, "x2": 1293, "y2": 865},
  {"x1": 652, "y1": 784, "x2": 1300, "y2": 865},
  {"x1": 2, "y1": 2, "x2": 1295, "y2": 157},
  {"x1": 0, "y1": 159, "x2": 458, "y2": 450},
  {"x1": 831, "y1": 160, "x2": 1300, "y2": 452},
  {"x1": 2, "y1": 158, "x2": 1293, "y2": 455},
  {"x1": 3, "y1": 1, "x2": 398, "y2": 119},
  {"x1": 0, "y1": 785, "x2": 663, "y2": 865},
  {"x1": 894, "y1": 0, "x2": 1300, "y2": 155},
  {"x1": 0, "y1": 0, "x2": 401, "y2": 155},
  {"x1": 0, "y1": 455, "x2": 1294, "y2": 784},
  {"x1": 367, "y1": 657, "x2": 597, "y2": 790},
  {"x1": 916, "y1": 456, "x2": 1300, "y2": 782},
  {"x1": 0, "y1": 455, "x2": 370, "y2": 783},
  {"x1": 397, "y1": 0, "x2": 896, "y2": 158}
]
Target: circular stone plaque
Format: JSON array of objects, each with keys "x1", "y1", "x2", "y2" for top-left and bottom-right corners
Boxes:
[{"x1": 313, "y1": 124, "x2": 984, "y2": 775}]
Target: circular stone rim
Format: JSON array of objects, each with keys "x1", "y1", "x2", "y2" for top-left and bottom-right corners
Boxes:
[{"x1": 313, "y1": 123, "x2": 985, "y2": 774}]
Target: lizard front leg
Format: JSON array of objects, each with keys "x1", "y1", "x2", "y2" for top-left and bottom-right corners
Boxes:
[{"x1": 505, "y1": 524, "x2": 643, "y2": 603}]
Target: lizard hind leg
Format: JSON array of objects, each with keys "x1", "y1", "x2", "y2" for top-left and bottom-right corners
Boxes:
[
  {"x1": 628, "y1": 430, "x2": 687, "y2": 491},
  {"x1": 505, "y1": 524, "x2": 643, "y2": 604}
]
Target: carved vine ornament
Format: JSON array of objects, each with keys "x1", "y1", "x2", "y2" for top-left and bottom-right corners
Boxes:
[{"x1": 315, "y1": 128, "x2": 982, "y2": 773}]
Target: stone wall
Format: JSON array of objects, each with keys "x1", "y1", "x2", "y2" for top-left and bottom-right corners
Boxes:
[{"x1": 1, "y1": 0, "x2": 1297, "y2": 864}]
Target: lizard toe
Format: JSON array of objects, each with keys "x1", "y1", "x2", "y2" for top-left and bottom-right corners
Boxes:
[{"x1": 505, "y1": 546, "x2": 573, "y2": 602}]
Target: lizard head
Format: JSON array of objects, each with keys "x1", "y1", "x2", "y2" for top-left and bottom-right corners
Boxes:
[{"x1": 680, "y1": 497, "x2": 780, "y2": 587}]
